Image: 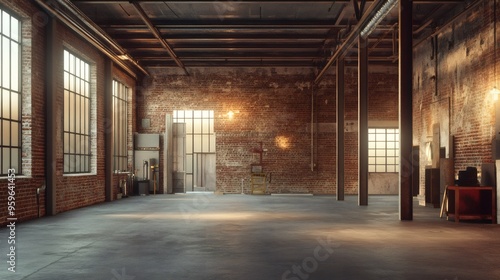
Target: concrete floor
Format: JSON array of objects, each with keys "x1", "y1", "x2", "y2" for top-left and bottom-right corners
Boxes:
[{"x1": 1, "y1": 194, "x2": 499, "y2": 280}]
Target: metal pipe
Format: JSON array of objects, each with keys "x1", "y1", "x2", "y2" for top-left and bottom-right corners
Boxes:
[
  {"x1": 34, "y1": 0, "x2": 146, "y2": 78},
  {"x1": 311, "y1": 84, "x2": 315, "y2": 171},
  {"x1": 314, "y1": 0, "x2": 390, "y2": 84}
]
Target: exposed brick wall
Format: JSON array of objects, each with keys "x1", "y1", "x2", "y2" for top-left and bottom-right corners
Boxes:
[
  {"x1": 137, "y1": 66, "x2": 398, "y2": 195},
  {"x1": 413, "y1": 0, "x2": 497, "y2": 195},
  {"x1": 0, "y1": 0, "x2": 136, "y2": 226}
]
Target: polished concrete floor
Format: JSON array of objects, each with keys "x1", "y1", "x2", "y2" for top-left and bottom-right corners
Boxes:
[{"x1": 1, "y1": 194, "x2": 499, "y2": 280}]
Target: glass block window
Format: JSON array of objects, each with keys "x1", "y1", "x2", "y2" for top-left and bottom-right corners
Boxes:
[
  {"x1": 0, "y1": 9, "x2": 21, "y2": 175},
  {"x1": 113, "y1": 80, "x2": 128, "y2": 172},
  {"x1": 63, "y1": 49, "x2": 90, "y2": 173},
  {"x1": 368, "y1": 128, "x2": 399, "y2": 172}
]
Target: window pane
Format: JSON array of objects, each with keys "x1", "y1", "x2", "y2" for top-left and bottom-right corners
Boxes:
[
  {"x1": 194, "y1": 118, "x2": 202, "y2": 134},
  {"x1": 2, "y1": 148, "x2": 9, "y2": 174},
  {"x1": 3, "y1": 37, "x2": 10, "y2": 88},
  {"x1": 2, "y1": 11, "x2": 10, "y2": 37},
  {"x1": 10, "y1": 122, "x2": 18, "y2": 146},
  {"x1": 2, "y1": 120, "x2": 9, "y2": 146},
  {"x1": 11, "y1": 41, "x2": 18, "y2": 91},
  {"x1": 2, "y1": 89, "x2": 9, "y2": 119},
  {"x1": 11, "y1": 92, "x2": 18, "y2": 120},
  {"x1": 10, "y1": 17, "x2": 18, "y2": 42}
]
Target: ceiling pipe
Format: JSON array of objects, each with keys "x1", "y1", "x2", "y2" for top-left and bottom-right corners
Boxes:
[
  {"x1": 131, "y1": 1, "x2": 189, "y2": 75},
  {"x1": 314, "y1": 0, "x2": 393, "y2": 84},
  {"x1": 54, "y1": 0, "x2": 149, "y2": 76},
  {"x1": 34, "y1": 0, "x2": 142, "y2": 79}
]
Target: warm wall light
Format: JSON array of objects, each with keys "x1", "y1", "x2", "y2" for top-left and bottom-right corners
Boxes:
[
  {"x1": 226, "y1": 110, "x2": 240, "y2": 120},
  {"x1": 275, "y1": 136, "x2": 291, "y2": 149},
  {"x1": 491, "y1": 87, "x2": 500, "y2": 96}
]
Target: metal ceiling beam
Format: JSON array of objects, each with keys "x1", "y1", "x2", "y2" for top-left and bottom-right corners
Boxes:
[
  {"x1": 314, "y1": 0, "x2": 392, "y2": 84},
  {"x1": 72, "y1": 0, "x2": 464, "y2": 3},
  {"x1": 130, "y1": 1, "x2": 188, "y2": 75},
  {"x1": 34, "y1": 0, "x2": 145, "y2": 79}
]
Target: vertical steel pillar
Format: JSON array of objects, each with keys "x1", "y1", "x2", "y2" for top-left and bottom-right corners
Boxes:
[
  {"x1": 105, "y1": 61, "x2": 113, "y2": 202},
  {"x1": 399, "y1": 0, "x2": 413, "y2": 220},
  {"x1": 45, "y1": 17, "x2": 58, "y2": 216},
  {"x1": 358, "y1": 36, "x2": 369, "y2": 206},
  {"x1": 336, "y1": 59, "x2": 345, "y2": 201}
]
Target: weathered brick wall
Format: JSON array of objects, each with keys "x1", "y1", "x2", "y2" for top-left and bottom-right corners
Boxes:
[
  {"x1": 413, "y1": 0, "x2": 497, "y2": 195},
  {"x1": 137, "y1": 66, "x2": 398, "y2": 194},
  {"x1": 0, "y1": 0, "x2": 136, "y2": 226},
  {"x1": 0, "y1": 0, "x2": 48, "y2": 226}
]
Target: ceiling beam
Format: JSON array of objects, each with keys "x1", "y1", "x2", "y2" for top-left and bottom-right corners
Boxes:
[
  {"x1": 72, "y1": 0, "x2": 464, "y2": 3},
  {"x1": 130, "y1": 1, "x2": 189, "y2": 75},
  {"x1": 314, "y1": 0, "x2": 391, "y2": 84}
]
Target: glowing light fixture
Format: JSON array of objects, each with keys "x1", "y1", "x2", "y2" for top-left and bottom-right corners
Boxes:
[{"x1": 227, "y1": 110, "x2": 235, "y2": 119}]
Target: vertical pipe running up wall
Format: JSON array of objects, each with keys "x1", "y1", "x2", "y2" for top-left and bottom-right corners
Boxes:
[
  {"x1": 104, "y1": 60, "x2": 113, "y2": 202},
  {"x1": 45, "y1": 17, "x2": 57, "y2": 216},
  {"x1": 311, "y1": 85, "x2": 315, "y2": 171},
  {"x1": 336, "y1": 59, "x2": 345, "y2": 200}
]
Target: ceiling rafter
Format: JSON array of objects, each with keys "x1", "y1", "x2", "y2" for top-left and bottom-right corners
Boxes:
[{"x1": 130, "y1": 1, "x2": 189, "y2": 75}]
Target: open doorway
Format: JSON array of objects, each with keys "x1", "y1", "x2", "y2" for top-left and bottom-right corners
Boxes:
[{"x1": 173, "y1": 110, "x2": 216, "y2": 192}]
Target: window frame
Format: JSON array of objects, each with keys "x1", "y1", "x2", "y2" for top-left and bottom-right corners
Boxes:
[
  {"x1": 63, "y1": 49, "x2": 91, "y2": 174},
  {"x1": 112, "y1": 79, "x2": 128, "y2": 172},
  {"x1": 368, "y1": 128, "x2": 399, "y2": 173},
  {"x1": 0, "y1": 8, "x2": 22, "y2": 176}
]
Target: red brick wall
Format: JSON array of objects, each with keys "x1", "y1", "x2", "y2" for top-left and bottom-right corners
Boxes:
[
  {"x1": 137, "y1": 66, "x2": 398, "y2": 194},
  {"x1": 413, "y1": 1, "x2": 497, "y2": 195},
  {"x1": 0, "y1": 0, "x2": 136, "y2": 226}
]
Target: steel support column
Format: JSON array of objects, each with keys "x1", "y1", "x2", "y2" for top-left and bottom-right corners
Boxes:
[
  {"x1": 358, "y1": 36, "x2": 369, "y2": 206},
  {"x1": 399, "y1": 0, "x2": 413, "y2": 220},
  {"x1": 336, "y1": 58, "x2": 345, "y2": 201},
  {"x1": 105, "y1": 60, "x2": 113, "y2": 202},
  {"x1": 45, "y1": 17, "x2": 58, "y2": 216}
]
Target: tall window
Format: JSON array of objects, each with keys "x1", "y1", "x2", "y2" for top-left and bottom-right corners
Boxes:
[
  {"x1": 0, "y1": 9, "x2": 21, "y2": 175},
  {"x1": 63, "y1": 49, "x2": 90, "y2": 173},
  {"x1": 113, "y1": 80, "x2": 128, "y2": 171},
  {"x1": 368, "y1": 128, "x2": 399, "y2": 172}
]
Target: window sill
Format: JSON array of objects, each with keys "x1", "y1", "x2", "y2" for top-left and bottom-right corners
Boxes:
[{"x1": 63, "y1": 172, "x2": 97, "y2": 177}]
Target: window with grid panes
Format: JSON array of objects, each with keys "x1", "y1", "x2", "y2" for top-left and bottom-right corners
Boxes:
[
  {"x1": 368, "y1": 128, "x2": 399, "y2": 172},
  {"x1": 113, "y1": 80, "x2": 128, "y2": 171},
  {"x1": 0, "y1": 9, "x2": 21, "y2": 175},
  {"x1": 63, "y1": 49, "x2": 90, "y2": 173}
]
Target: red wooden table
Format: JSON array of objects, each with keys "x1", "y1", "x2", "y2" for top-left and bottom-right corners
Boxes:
[{"x1": 447, "y1": 186, "x2": 497, "y2": 223}]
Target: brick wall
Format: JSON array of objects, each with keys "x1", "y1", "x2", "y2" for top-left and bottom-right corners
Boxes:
[
  {"x1": 137, "y1": 66, "x2": 398, "y2": 195},
  {"x1": 413, "y1": 0, "x2": 497, "y2": 196},
  {"x1": 0, "y1": 0, "x2": 136, "y2": 226}
]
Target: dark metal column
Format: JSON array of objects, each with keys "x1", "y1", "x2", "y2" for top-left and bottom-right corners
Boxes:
[
  {"x1": 358, "y1": 36, "x2": 369, "y2": 206},
  {"x1": 105, "y1": 60, "x2": 113, "y2": 202},
  {"x1": 336, "y1": 58, "x2": 345, "y2": 201},
  {"x1": 45, "y1": 17, "x2": 57, "y2": 216},
  {"x1": 399, "y1": 0, "x2": 413, "y2": 220}
]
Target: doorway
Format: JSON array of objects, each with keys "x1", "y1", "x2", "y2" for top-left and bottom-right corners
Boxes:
[{"x1": 173, "y1": 110, "x2": 216, "y2": 192}]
